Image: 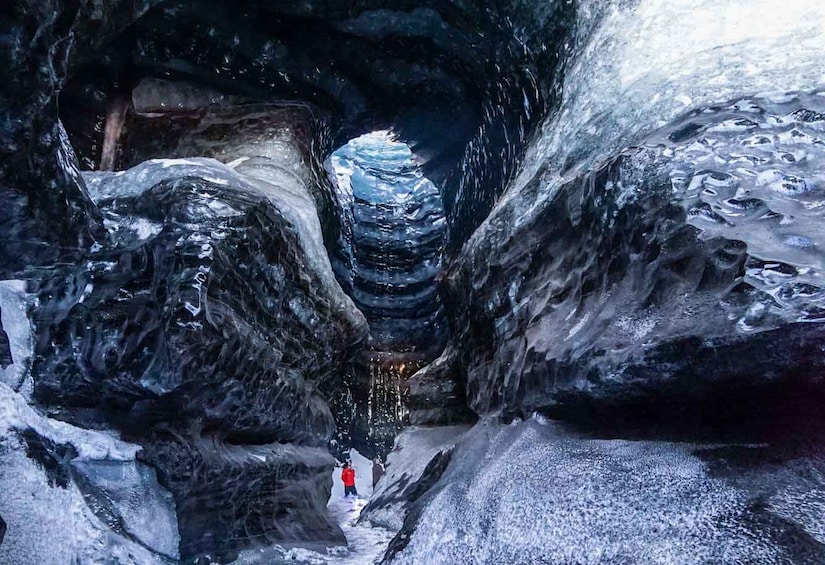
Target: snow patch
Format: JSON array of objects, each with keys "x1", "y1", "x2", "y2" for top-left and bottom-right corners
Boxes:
[
  {"x1": 0, "y1": 383, "x2": 139, "y2": 461},
  {"x1": 389, "y1": 420, "x2": 780, "y2": 565},
  {"x1": 363, "y1": 425, "x2": 470, "y2": 532},
  {"x1": 0, "y1": 382, "x2": 178, "y2": 564},
  {"x1": 0, "y1": 281, "x2": 33, "y2": 396}
]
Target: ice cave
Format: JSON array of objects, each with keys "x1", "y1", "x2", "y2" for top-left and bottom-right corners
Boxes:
[{"x1": 1, "y1": 1, "x2": 825, "y2": 564}]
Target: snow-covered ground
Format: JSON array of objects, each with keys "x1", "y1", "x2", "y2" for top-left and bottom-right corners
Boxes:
[
  {"x1": 324, "y1": 449, "x2": 396, "y2": 565},
  {"x1": 1, "y1": 373, "x2": 397, "y2": 565},
  {"x1": 0, "y1": 382, "x2": 180, "y2": 565},
  {"x1": 387, "y1": 417, "x2": 825, "y2": 565},
  {"x1": 267, "y1": 429, "x2": 470, "y2": 565}
]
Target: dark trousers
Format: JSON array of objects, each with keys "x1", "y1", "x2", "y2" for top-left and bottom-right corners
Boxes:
[{"x1": 345, "y1": 485, "x2": 358, "y2": 496}]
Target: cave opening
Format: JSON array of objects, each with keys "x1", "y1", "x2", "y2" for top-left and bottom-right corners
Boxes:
[{"x1": 324, "y1": 130, "x2": 449, "y2": 458}]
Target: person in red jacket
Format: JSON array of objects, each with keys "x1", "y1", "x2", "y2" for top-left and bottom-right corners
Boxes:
[{"x1": 342, "y1": 461, "x2": 358, "y2": 497}]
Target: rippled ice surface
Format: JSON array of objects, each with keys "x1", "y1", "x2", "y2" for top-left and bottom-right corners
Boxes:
[
  {"x1": 325, "y1": 130, "x2": 447, "y2": 349},
  {"x1": 459, "y1": 0, "x2": 825, "y2": 356},
  {"x1": 507, "y1": 0, "x2": 825, "y2": 217}
]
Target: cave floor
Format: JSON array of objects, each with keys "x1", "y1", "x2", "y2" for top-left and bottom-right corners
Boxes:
[
  {"x1": 324, "y1": 491, "x2": 394, "y2": 565},
  {"x1": 264, "y1": 448, "x2": 395, "y2": 564},
  {"x1": 324, "y1": 449, "x2": 396, "y2": 565}
]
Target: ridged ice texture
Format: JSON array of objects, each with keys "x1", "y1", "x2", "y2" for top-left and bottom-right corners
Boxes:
[
  {"x1": 387, "y1": 418, "x2": 825, "y2": 565},
  {"x1": 445, "y1": 90, "x2": 825, "y2": 416},
  {"x1": 510, "y1": 0, "x2": 825, "y2": 214},
  {"x1": 441, "y1": 0, "x2": 825, "y2": 417},
  {"x1": 327, "y1": 131, "x2": 447, "y2": 353},
  {"x1": 31, "y1": 152, "x2": 365, "y2": 560}
]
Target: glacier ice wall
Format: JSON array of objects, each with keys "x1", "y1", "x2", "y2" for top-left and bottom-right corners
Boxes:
[
  {"x1": 439, "y1": 0, "x2": 825, "y2": 419},
  {"x1": 3, "y1": 0, "x2": 825, "y2": 562},
  {"x1": 0, "y1": 282, "x2": 32, "y2": 396},
  {"x1": 510, "y1": 0, "x2": 825, "y2": 212},
  {"x1": 29, "y1": 125, "x2": 366, "y2": 560},
  {"x1": 55, "y1": 0, "x2": 575, "y2": 250},
  {"x1": 388, "y1": 2, "x2": 825, "y2": 560},
  {"x1": 324, "y1": 131, "x2": 453, "y2": 458}
]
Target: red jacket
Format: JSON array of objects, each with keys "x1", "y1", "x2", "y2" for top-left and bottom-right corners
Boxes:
[{"x1": 342, "y1": 467, "x2": 355, "y2": 487}]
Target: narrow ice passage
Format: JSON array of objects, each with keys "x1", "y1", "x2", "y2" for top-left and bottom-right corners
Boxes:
[
  {"x1": 240, "y1": 449, "x2": 395, "y2": 564},
  {"x1": 325, "y1": 450, "x2": 395, "y2": 565}
]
